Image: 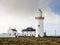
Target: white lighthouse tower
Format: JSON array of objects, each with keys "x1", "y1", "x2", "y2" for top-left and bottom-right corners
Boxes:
[{"x1": 35, "y1": 9, "x2": 44, "y2": 37}]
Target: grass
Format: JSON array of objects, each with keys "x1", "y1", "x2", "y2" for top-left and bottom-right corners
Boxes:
[{"x1": 0, "y1": 36, "x2": 60, "y2": 45}]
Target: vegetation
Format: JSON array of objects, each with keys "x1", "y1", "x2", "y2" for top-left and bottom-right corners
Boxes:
[{"x1": 0, "y1": 36, "x2": 60, "y2": 45}]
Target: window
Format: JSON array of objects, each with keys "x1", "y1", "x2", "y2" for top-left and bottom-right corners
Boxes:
[
  {"x1": 27, "y1": 31, "x2": 28, "y2": 33},
  {"x1": 34, "y1": 31, "x2": 36, "y2": 33},
  {"x1": 14, "y1": 33, "x2": 16, "y2": 36},
  {"x1": 23, "y1": 32, "x2": 24, "y2": 33},
  {"x1": 9, "y1": 34, "x2": 11, "y2": 36},
  {"x1": 38, "y1": 25, "x2": 40, "y2": 27},
  {"x1": 30, "y1": 34, "x2": 31, "y2": 36},
  {"x1": 22, "y1": 34, "x2": 24, "y2": 36},
  {"x1": 30, "y1": 31, "x2": 31, "y2": 33},
  {"x1": 38, "y1": 34, "x2": 40, "y2": 37},
  {"x1": 32, "y1": 34, "x2": 34, "y2": 36}
]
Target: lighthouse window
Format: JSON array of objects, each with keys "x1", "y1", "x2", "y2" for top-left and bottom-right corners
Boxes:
[
  {"x1": 9, "y1": 34, "x2": 11, "y2": 36},
  {"x1": 38, "y1": 25, "x2": 40, "y2": 27}
]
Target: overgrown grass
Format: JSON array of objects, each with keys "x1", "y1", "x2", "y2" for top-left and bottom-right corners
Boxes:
[{"x1": 0, "y1": 36, "x2": 60, "y2": 45}]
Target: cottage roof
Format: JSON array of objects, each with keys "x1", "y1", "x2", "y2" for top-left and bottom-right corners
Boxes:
[
  {"x1": 11, "y1": 29, "x2": 17, "y2": 31},
  {"x1": 22, "y1": 27, "x2": 35, "y2": 31}
]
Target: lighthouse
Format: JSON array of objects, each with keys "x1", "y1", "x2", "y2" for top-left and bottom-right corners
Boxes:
[{"x1": 35, "y1": 9, "x2": 44, "y2": 37}]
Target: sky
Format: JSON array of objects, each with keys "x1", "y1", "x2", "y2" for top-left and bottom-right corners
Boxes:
[{"x1": 0, "y1": 0, "x2": 60, "y2": 36}]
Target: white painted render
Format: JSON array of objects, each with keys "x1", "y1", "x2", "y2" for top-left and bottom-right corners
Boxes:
[{"x1": 35, "y1": 19, "x2": 44, "y2": 37}]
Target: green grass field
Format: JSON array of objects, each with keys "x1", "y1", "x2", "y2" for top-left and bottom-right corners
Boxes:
[{"x1": 0, "y1": 37, "x2": 60, "y2": 45}]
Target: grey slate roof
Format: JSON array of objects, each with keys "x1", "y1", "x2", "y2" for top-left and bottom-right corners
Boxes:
[
  {"x1": 11, "y1": 29, "x2": 17, "y2": 31},
  {"x1": 22, "y1": 27, "x2": 35, "y2": 31}
]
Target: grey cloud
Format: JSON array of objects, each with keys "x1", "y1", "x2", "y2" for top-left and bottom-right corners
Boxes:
[{"x1": 0, "y1": 0, "x2": 39, "y2": 16}]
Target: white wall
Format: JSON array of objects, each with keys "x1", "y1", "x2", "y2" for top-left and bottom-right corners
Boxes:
[{"x1": 35, "y1": 19, "x2": 44, "y2": 37}]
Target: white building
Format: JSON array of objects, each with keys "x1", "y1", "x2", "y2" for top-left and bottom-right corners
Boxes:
[
  {"x1": 22, "y1": 27, "x2": 36, "y2": 36},
  {"x1": 8, "y1": 28, "x2": 18, "y2": 37},
  {"x1": 0, "y1": 28, "x2": 20, "y2": 37},
  {"x1": 35, "y1": 9, "x2": 44, "y2": 37}
]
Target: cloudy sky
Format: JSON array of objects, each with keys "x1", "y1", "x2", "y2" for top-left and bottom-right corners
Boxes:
[{"x1": 0, "y1": 0, "x2": 60, "y2": 36}]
